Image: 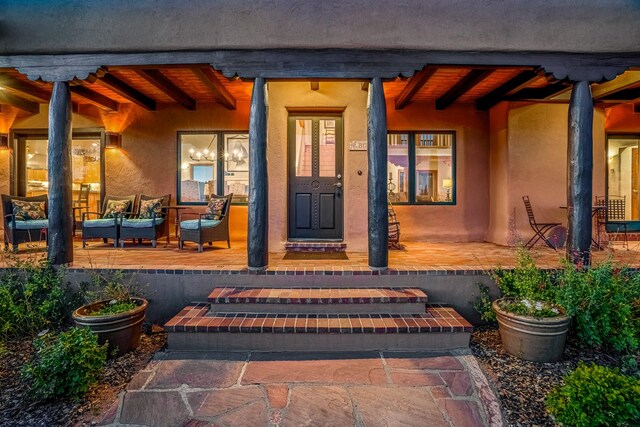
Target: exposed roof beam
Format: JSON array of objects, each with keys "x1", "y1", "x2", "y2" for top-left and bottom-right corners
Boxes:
[
  {"x1": 395, "y1": 66, "x2": 437, "y2": 110},
  {"x1": 70, "y1": 85, "x2": 119, "y2": 111},
  {"x1": 191, "y1": 67, "x2": 236, "y2": 110},
  {"x1": 361, "y1": 81, "x2": 369, "y2": 91},
  {"x1": 0, "y1": 90, "x2": 40, "y2": 114},
  {"x1": 592, "y1": 71, "x2": 640, "y2": 99},
  {"x1": 310, "y1": 81, "x2": 320, "y2": 91},
  {"x1": 0, "y1": 73, "x2": 51, "y2": 102},
  {"x1": 476, "y1": 70, "x2": 540, "y2": 111},
  {"x1": 506, "y1": 82, "x2": 572, "y2": 101},
  {"x1": 94, "y1": 73, "x2": 156, "y2": 111},
  {"x1": 597, "y1": 86, "x2": 640, "y2": 103},
  {"x1": 435, "y1": 69, "x2": 494, "y2": 110},
  {"x1": 634, "y1": 103, "x2": 639, "y2": 114},
  {"x1": 135, "y1": 69, "x2": 196, "y2": 110}
]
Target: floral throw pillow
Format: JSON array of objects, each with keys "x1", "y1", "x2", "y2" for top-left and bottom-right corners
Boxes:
[
  {"x1": 104, "y1": 200, "x2": 130, "y2": 218},
  {"x1": 139, "y1": 198, "x2": 163, "y2": 219},
  {"x1": 12, "y1": 200, "x2": 46, "y2": 221},
  {"x1": 205, "y1": 197, "x2": 227, "y2": 220}
]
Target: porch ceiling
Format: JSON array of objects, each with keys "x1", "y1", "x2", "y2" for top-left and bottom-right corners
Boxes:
[{"x1": 0, "y1": 65, "x2": 639, "y2": 115}]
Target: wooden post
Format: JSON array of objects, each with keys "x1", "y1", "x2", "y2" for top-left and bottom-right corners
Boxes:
[
  {"x1": 566, "y1": 80, "x2": 593, "y2": 266},
  {"x1": 247, "y1": 77, "x2": 268, "y2": 270},
  {"x1": 367, "y1": 77, "x2": 388, "y2": 269},
  {"x1": 48, "y1": 81, "x2": 73, "y2": 265}
]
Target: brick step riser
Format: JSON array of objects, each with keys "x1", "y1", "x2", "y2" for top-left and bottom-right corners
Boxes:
[
  {"x1": 167, "y1": 332, "x2": 470, "y2": 352},
  {"x1": 209, "y1": 302, "x2": 427, "y2": 314}
]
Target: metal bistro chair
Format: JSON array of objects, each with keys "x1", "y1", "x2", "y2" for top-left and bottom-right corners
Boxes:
[
  {"x1": 73, "y1": 183, "x2": 91, "y2": 236},
  {"x1": 595, "y1": 195, "x2": 629, "y2": 249},
  {"x1": 522, "y1": 196, "x2": 561, "y2": 249}
]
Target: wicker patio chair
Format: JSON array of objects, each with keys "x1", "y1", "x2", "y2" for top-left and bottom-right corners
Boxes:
[
  {"x1": 82, "y1": 194, "x2": 137, "y2": 248},
  {"x1": 119, "y1": 194, "x2": 171, "y2": 248},
  {"x1": 1, "y1": 194, "x2": 49, "y2": 253},
  {"x1": 179, "y1": 193, "x2": 232, "y2": 252}
]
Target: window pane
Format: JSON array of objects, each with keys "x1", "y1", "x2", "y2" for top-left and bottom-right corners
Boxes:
[
  {"x1": 387, "y1": 133, "x2": 409, "y2": 202},
  {"x1": 26, "y1": 138, "x2": 102, "y2": 209},
  {"x1": 319, "y1": 119, "x2": 336, "y2": 177},
  {"x1": 224, "y1": 134, "x2": 249, "y2": 203},
  {"x1": 415, "y1": 133, "x2": 453, "y2": 203},
  {"x1": 179, "y1": 133, "x2": 217, "y2": 203},
  {"x1": 607, "y1": 136, "x2": 639, "y2": 219},
  {"x1": 295, "y1": 119, "x2": 312, "y2": 177}
]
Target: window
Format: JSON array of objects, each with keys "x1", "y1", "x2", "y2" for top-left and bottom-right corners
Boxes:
[
  {"x1": 178, "y1": 131, "x2": 249, "y2": 204},
  {"x1": 387, "y1": 131, "x2": 455, "y2": 204},
  {"x1": 607, "y1": 134, "x2": 639, "y2": 219}
]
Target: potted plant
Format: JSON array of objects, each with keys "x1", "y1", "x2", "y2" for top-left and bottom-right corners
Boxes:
[
  {"x1": 72, "y1": 271, "x2": 148, "y2": 357},
  {"x1": 484, "y1": 247, "x2": 570, "y2": 363}
]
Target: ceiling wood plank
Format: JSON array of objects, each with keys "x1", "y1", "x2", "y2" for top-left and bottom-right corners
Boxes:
[
  {"x1": 191, "y1": 67, "x2": 236, "y2": 110},
  {"x1": 475, "y1": 70, "x2": 541, "y2": 110},
  {"x1": 0, "y1": 90, "x2": 40, "y2": 114},
  {"x1": 395, "y1": 66, "x2": 437, "y2": 110},
  {"x1": 436, "y1": 69, "x2": 494, "y2": 110},
  {"x1": 0, "y1": 73, "x2": 51, "y2": 102},
  {"x1": 506, "y1": 82, "x2": 572, "y2": 100},
  {"x1": 136, "y1": 69, "x2": 197, "y2": 110},
  {"x1": 70, "y1": 85, "x2": 119, "y2": 111},
  {"x1": 95, "y1": 73, "x2": 156, "y2": 110}
]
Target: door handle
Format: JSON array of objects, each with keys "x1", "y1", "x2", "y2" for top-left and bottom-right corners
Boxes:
[{"x1": 334, "y1": 182, "x2": 343, "y2": 188}]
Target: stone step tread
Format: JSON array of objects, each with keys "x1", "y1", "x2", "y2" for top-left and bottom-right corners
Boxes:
[
  {"x1": 284, "y1": 242, "x2": 347, "y2": 252},
  {"x1": 208, "y1": 287, "x2": 428, "y2": 304},
  {"x1": 165, "y1": 303, "x2": 472, "y2": 334}
]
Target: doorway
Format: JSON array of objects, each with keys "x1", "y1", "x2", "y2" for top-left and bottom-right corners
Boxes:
[
  {"x1": 607, "y1": 134, "x2": 639, "y2": 219},
  {"x1": 287, "y1": 114, "x2": 344, "y2": 240}
]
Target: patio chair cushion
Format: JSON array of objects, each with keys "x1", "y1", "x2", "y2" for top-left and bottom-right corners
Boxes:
[
  {"x1": 605, "y1": 221, "x2": 640, "y2": 233},
  {"x1": 11, "y1": 219, "x2": 48, "y2": 230},
  {"x1": 121, "y1": 218, "x2": 165, "y2": 228},
  {"x1": 139, "y1": 198, "x2": 163, "y2": 219},
  {"x1": 12, "y1": 200, "x2": 46, "y2": 221},
  {"x1": 104, "y1": 200, "x2": 131, "y2": 218},
  {"x1": 180, "y1": 219, "x2": 221, "y2": 230},
  {"x1": 204, "y1": 197, "x2": 227, "y2": 220},
  {"x1": 83, "y1": 218, "x2": 117, "y2": 228}
]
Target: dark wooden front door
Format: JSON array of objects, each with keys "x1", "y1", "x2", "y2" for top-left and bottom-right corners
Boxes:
[{"x1": 288, "y1": 115, "x2": 343, "y2": 240}]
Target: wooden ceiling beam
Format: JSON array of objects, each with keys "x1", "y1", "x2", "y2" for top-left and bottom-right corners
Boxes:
[
  {"x1": 506, "y1": 82, "x2": 572, "y2": 101},
  {"x1": 0, "y1": 73, "x2": 51, "y2": 102},
  {"x1": 597, "y1": 86, "x2": 640, "y2": 103},
  {"x1": 633, "y1": 102, "x2": 640, "y2": 114},
  {"x1": 310, "y1": 81, "x2": 320, "y2": 91},
  {"x1": 0, "y1": 90, "x2": 40, "y2": 114},
  {"x1": 435, "y1": 69, "x2": 494, "y2": 110},
  {"x1": 94, "y1": 73, "x2": 156, "y2": 111},
  {"x1": 69, "y1": 85, "x2": 119, "y2": 111},
  {"x1": 361, "y1": 81, "x2": 369, "y2": 91},
  {"x1": 191, "y1": 67, "x2": 236, "y2": 110},
  {"x1": 476, "y1": 70, "x2": 541, "y2": 111},
  {"x1": 592, "y1": 71, "x2": 640, "y2": 99},
  {"x1": 395, "y1": 66, "x2": 437, "y2": 110},
  {"x1": 135, "y1": 69, "x2": 196, "y2": 110}
]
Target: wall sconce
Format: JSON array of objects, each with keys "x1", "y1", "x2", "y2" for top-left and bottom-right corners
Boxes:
[
  {"x1": 442, "y1": 178, "x2": 453, "y2": 202},
  {"x1": 105, "y1": 132, "x2": 122, "y2": 149},
  {"x1": 0, "y1": 133, "x2": 9, "y2": 150}
]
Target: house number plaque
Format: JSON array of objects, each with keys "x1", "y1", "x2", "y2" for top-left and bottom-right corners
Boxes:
[{"x1": 349, "y1": 140, "x2": 368, "y2": 151}]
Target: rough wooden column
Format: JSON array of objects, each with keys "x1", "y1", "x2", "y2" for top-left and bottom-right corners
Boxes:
[
  {"x1": 566, "y1": 80, "x2": 593, "y2": 266},
  {"x1": 48, "y1": 81, "x2": 73, "y2": 265},
  {"x1": 247, "y1": 77, "x2": 268, "y2": 270},
  {"x1": 367, "y1": 77, "x2": 388, "y2": 269}
]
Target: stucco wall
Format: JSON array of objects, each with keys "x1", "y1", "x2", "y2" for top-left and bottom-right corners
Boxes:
[
  {"x1": 487, "y1": 102, "x2": 606, "y2": 245},
  {"x1": 266, "y1": 81, "x2": 369, "y2": 251},
  {"x1": 387, "y1": 102, "x2": 490, "y2": 242},
  {"x1": 2, "y1": 1, "x2": 639, "y2": 54}
]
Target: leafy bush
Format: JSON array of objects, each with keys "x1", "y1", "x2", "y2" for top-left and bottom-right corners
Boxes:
[
  {"x1": 0, "y1": 260, "x2": 77, "y2": 340},
  {"x1": 78, "y1": 269, "x2": 146, "y2": 316},
  {"x1": 546, "y1": 362, "x2": 640, "y2": 427},
  {"x1": 474, "y1": 284, "x2": 496, "y2": 322},
  {"x1": 22, "y1": 327, "x2": 107, "y2": 400},
  {"x1": 556, "y1": 261, "x2": 640, "y2": 352}
]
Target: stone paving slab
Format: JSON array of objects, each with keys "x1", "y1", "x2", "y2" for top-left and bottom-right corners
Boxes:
[{"x1": 99, "y1": 351, "x2": 502, "y2": 427}]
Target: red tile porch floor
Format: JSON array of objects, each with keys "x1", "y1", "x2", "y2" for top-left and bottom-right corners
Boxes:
[{"x1": 3, "y1": 239, "x2": 640, "y2": 271}]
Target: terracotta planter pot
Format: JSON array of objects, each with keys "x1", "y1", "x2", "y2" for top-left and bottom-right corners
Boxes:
[
  {"x1": 72, "y1": 298, "x2": 148, "y2": 357},
  {"x1": 493, "y1": 299, "x2": 570, "y2": 363}
]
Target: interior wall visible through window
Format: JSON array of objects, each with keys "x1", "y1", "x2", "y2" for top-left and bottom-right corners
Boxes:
[{"x1": 607, "y1": 134, "x2": 639, "y2": 220}]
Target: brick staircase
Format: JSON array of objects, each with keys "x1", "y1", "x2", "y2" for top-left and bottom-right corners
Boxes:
[{"x1": 164, "y1": 287, "x2": 473, "y2": 352}]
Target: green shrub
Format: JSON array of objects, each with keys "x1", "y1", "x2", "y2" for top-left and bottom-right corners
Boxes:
[
  {"x1": 556, "y1": 261, "x2": 640, "y2": 352},
  {"x1": 0, "y1": 260, "x2": 77, "y2": 340},
  {"x1": 22, "y1": 327, "x2": 107, "y2": 400},
  {"x1": 546, "y1": 362, "x2": 640, "y2": 427}
]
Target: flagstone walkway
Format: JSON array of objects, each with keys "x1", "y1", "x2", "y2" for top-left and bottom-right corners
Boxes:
[{"x1": 94, "y1": 351, "x2": 502, "y2": 427}]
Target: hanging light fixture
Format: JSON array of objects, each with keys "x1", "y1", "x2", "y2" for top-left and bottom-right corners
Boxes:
[
  {"x1": 0, "y1": 133, "x2": 9, "y2": 150},
  {"x1": 189, "y1": 135, "x2": 216, "y2": 161}
]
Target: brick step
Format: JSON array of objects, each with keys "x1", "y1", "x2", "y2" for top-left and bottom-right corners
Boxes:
[
  {"x1": 208, "y1": 287, "x2": 428, "y2": 314},
  {"x1": 284, "y1": 242, "x2": 347, "y2": 252},
  {"x1": 165, "y1": 304, "x2": 472, "y2": 352}
]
